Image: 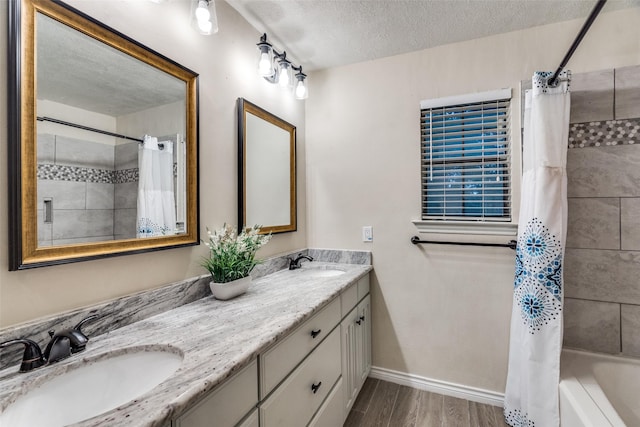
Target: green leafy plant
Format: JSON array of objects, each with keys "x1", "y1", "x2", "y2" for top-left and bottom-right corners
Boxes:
[{"x1": 201, "y1": 224, "x2": 271, "y2": 283}]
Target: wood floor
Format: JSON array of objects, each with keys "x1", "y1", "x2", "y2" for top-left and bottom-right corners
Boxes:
[{"x1": 344, "y1": 378, "x2": 509, "y2": 427}]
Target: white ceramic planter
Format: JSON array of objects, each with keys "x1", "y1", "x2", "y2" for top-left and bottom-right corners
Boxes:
[{"x1": 209, "y1": 276, "x2": 251, "y2": 300}]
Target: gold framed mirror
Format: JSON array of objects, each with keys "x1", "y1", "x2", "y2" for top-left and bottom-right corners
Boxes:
[
  {"x1": 237, "y1": 98, "x2": 296, "y2": 234},
  {"x1": 8, "y1": 0, "x2": 199, "y2": 270}
]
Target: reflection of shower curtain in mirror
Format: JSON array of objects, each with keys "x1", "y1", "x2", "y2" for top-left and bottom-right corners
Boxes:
[{"x1": 137, "y1": 135, "x2": 176, "y2": 238}]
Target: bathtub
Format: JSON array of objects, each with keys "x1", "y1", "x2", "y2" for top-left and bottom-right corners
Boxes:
[{"x1": 560, "y1": 349, "x2": 640, "y2": 427}]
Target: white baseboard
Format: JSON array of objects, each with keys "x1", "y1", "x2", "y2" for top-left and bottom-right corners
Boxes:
[{"x1": 369, "y1": 366, "x2": 505, "y2": 407}]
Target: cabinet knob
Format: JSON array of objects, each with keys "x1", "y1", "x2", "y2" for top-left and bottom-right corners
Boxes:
[
  {"x1": 311, "y1": 381, "x2": 322, "y2": 394},
  {"x1": 310, "y1": 329, "x2": 322, "y2": 338},
  {"x1": 356, "y1": 319, "x2": 362, "y2": 325},
  {"x1": 359, "y1": 315, "x2": 365, "y2": 322}
]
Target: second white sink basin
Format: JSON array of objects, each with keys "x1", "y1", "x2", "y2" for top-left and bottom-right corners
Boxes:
[
  {"x1": 0, "y1": 346, "x2": 183, "y2": 427},
  {"x1": 297, "y1": 266, "x2": 346, "y2": 278}
]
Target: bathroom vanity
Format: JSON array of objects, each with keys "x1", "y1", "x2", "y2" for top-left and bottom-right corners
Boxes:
[
  {"x1": 173, "y1": 273, "x2": 371, "y2": 427},
  {"x1": 0, "y1": 254, "x2": 372, "y2": 427}
]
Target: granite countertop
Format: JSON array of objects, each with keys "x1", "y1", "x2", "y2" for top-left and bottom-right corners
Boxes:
[{"x1": 0, "y1": 262, "x2": 372, "y2": 427}]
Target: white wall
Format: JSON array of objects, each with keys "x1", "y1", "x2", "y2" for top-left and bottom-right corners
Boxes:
[
  {"x1": 37, "y1": 99, "x2": 117, "y2": 145},
  {"x1": 305, "y1": 8, "x2": 640, "y2": 393},
  {"x1": 0, "y1": 0, "x2": 307, "y2": 327}
]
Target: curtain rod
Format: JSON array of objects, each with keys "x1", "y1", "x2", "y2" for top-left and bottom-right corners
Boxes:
[
  {"x1": 410, "y1": 236, "x2": 517, "y2": 250},
  {"x1": 548, "y1": 0, "x2": 607, "y2": 86},
  {"x1": 36, "y1": 116, "x2": 144, "y2": 142}
]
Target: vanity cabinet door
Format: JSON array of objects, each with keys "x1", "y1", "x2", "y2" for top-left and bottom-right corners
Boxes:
[
  {"x1": 341, "y1": 306, "x2": 359, "y2": 415},
  {"x1": 356, "y1": 294, "x2": 372, "y2": 385},
  {"x1": 341, "y1": 293, "x2": 372, "y2": 420},
  {"x1": 173, "y1": 359, "x2": 258, "y2": 427}
]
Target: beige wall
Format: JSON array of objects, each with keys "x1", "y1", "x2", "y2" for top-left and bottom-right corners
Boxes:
[
  {"x1": 0, "y1": 0, "x2": 307, "y2": 327},
  {"x1": 305, "y1": 8, "x2": 640, "y2": 393}
]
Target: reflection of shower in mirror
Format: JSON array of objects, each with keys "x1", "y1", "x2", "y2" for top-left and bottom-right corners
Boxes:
[{"x1": 36, "y1": 126, "x2": 185, "y2": 246}]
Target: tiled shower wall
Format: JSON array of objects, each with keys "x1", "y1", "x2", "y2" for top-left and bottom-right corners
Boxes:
[
  {"x1": 557, "y1": 66, "x2": 639, "y2": 357},
  {"x1": 37, "y1": 136, "x2": 141, "y2": 244},
  {"x1": 37, "y1": 134, "x2": 116, "y2": 245},
  {"x1": 114, "y1": 142, "x2": 139, "y2": 240}
]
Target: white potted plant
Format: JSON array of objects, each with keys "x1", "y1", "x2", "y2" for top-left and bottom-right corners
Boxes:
[{"x1": 201, "y1": 224, "x2": 271, "y2": 300}]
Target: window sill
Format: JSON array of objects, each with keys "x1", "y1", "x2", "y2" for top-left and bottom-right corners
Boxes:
[{"x1": 412, "y1": 220, "x2": 518, "y2": 236}]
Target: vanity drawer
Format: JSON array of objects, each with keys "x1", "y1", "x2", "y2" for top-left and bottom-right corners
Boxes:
[
  {"x1": 308, "y1": 377, "x2": 344, "y2": 427},
  {"x1": 237, "y1": 408, "x2": 259, "y2": 427},
  {"x1": 342, "y1": 274, "x2": 370, "y2": 318},
  {"x1": 259, "y1": 327, "x2": 341, "y2": 427},
  {"x1": 260, "y1": 297, "x2": 340, "y2": 397},
  {"x1": 173, "y1": 359, "x2": 258, "y2": 427},
  {"x1": 357, "y1": 275, "x2": 370, "y2": 300},
  {"x1": 341, "y1": 282, "x2": 358, "y2": 318}
]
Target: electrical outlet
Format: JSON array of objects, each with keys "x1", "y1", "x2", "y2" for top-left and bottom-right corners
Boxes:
[{"x1": 362, "y1": 226, "x2": 373, "y2": 242}]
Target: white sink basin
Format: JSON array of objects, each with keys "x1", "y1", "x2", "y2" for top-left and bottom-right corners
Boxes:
[
  {"x1": 0, "y1": 347, "x2": 183, "y2": 427},
  {"x1": 297, "y1": 267, "x2": 346, "y2": 278}
]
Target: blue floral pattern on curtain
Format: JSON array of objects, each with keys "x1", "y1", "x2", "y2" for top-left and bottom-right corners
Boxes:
[{"x1": 504, "y1": 70, "x2": 571, "y2": 427}]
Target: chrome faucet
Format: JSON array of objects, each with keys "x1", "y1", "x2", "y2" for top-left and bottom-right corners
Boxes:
[
  {"x1": 0, "y1": 314, "x2": 100, "y2": 372},
  {"x1": 289, "y1": 253, "x2": 314, "y2": 270}
]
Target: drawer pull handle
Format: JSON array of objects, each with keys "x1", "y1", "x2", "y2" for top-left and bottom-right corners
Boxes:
[
  {"x1": 310, "y1": 329, "x2": 322, "y2": 338},
  {"x1": 311, "y1": 381, "x2": 322, "y2": 394}
]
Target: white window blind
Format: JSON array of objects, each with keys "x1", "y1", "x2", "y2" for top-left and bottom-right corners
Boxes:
[{"x1": 421, "y1": 93, "x2": 511, "y2": 222}]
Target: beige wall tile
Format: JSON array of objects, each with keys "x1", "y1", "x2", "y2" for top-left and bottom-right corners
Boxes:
[
  {"x1": 86, "y1": 182, "x2": 114, "y2": 210},
  {"x1": 567, "y1": 144, "x2": 640, "y2": 197},
  {"x1": 37, "y1": 133, "x2": 55, "y2": 163},
  {"x1": 621, "y1": 304, "x2": 640, "y2": 356},
  {"x1": 621, "y1": 198, "x2": 640, "y2": 250},
  {"x1": 570, "y1": 69, "x2": 614, "y2": 124},
  {"x1": 52, "y1": 209, "x2": 114, "y2": 240},
  {"x1": 115, "y1": 181, "x2": 138, "y2": 209},
  {"x1": 115, "y1": 208, "x2": 137, "y2": 239},
  {"x1": 38, "y1": 179, "x2": 86, "y2": 209},
  {"x1": 567, "y1": 198, "x2": 620, "y2": 249},
  {"x1": 564, "y1": 298, "x2": 620, "y2": 353},
  {"x1": 55, "y1": 135, "x2": 115, "y2": 169},
  {"x1": 615, "y1": 65, "x2": 640, "y2": 120},
  {"x1": 564, "y1": 249, "x2": 640, "y2": 304}
]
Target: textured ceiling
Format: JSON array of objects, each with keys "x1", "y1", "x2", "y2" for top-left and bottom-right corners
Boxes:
[
  {"x1": 37, "y1": 13, "x2": 185, "y2": 117},
  {"x1": 227, "y1": 0, "x2": 640, "y2": 71}
]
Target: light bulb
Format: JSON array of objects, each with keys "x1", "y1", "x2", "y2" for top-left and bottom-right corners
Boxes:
[
  {"x1": 295, "y1": 79, "x2": 307, "y2": 99},
  {"x1": 258, "y1": 52, "x2": 272, "y2": 77},
  {"x1": 197, "y1": 18, "x2": 212, "y2": 34},
  {"x1": 195, "y1": 1, "x2": 210, "y2": 22},
  {"x1": 279, "y1": 65, "x2": 289, "y2": 87}
]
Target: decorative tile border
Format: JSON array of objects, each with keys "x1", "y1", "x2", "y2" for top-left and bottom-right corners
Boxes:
[
  {"x1": 37, "y1": 164, "x2": 177, "y2": 183},
  {"x1": 37, "y1": 164, "x2": 115, "y2": 183},
  {"x1": 569, "y1": 118, "x2": 640, "y2": 148},
  {"x1": 115, "y1": 168, "x2": 139, "y2": 184}
]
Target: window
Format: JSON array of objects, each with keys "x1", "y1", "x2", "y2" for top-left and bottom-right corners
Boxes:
[{"x1": 420, "y1": 89, "x2": 511, "y2": 224}]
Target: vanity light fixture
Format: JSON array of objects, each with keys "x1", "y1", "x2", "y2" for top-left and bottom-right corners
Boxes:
[
  {"x1": 294, "y1": 67, "x2": 308, "y2": 100},
  {"x1": 193, "y1": 0, "x2": 218, "y2": 35},
  {"x1": 256, "y1": 33, "x2": 308, "y2": 100}
]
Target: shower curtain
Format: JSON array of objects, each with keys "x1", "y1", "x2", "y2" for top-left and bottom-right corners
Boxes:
[
  {"x1": 137, "y1": 135, "x2": 176, "y2": 238},
  {"x1": 504, "y1": 71, "x2": 570, "y2": 427}
]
